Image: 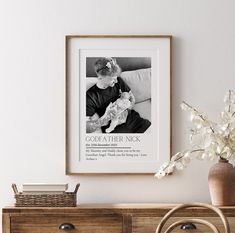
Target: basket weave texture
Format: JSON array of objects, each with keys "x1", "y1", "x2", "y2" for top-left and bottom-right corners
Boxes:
[{"x1": 12, "y1": 183, "x2": 80, "y2": 207}]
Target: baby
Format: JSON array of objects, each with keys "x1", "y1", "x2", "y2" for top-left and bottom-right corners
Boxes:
[{"x1": 102, "y1": 92, "x2": 133, "y2": 133}]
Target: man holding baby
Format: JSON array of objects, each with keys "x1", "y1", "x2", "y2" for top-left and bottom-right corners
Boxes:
[{"x1": 86, "y1": 57, "x2": 151, "y2": 133}]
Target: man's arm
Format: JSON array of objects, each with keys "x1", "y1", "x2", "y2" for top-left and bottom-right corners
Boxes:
[
  {"x1": 86, "y1": 113, "x2": 110, "y2": 133},
  {"x1": 86, "y1": 103, "x2": 116, "y2": 133}
]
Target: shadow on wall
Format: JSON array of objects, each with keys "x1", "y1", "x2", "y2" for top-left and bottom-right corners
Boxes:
[{"x1": 86, "y1": 57, "x2": 151, "y2": 77}]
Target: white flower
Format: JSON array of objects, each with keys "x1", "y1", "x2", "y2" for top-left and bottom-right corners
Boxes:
[
  {"x1": 196, "y1": 150, "x2": 206, "y2": 160},
  {"x1": 207, "y1": 151, "x2": 216, "y2": 160},
  {"x1": 154, "y1": 169, "x2": 166, "y2": 179},
  {"x1": 220, "y1": 111, "x2": 230, "y2": 123},
  {"x1": 155, "y1": 90, "x2": 235, "y2": 179},
  {"x1": 165, "y1": 163, "x2": 175, "y2": 173},
  {"x1": 224, "y1": 90, "x2": 235, "y2": 104},
  {"x1": 203, "y1": 134, "x2": 212, "y2": 148},
  {"x1": 181, "y1": 102, "x2": 192, "y2": 111},
  {"x1": 175, "y1": 161, "x2": 186, "y2": 170},
  {"x1": 171, "y1": 152, "x2": 183, "y2": 161}
]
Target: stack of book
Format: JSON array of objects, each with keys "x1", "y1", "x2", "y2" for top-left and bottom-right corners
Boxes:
[{"x1": 22, "y1": 183, "x2": 68, "y2": 194}]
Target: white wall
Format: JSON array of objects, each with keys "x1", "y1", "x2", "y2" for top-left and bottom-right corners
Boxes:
[{"x1": 0, "y1": 0, "x2": 235, "y2": 228}]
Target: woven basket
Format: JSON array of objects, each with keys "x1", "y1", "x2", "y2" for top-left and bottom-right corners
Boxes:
[{"x1": 12, "y1": 183, "x2": 80, "y2": 207}]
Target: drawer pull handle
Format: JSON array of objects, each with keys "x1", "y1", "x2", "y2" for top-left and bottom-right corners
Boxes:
[
  {"x1": 59, "y1": 223, "x2": 75, "y2": 230},
  {"x1": 181, "y1": 223, "x2": 197, "y2": 230}
]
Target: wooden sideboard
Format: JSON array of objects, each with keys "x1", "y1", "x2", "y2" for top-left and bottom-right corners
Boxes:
[{"x1": 3, "y1": 204, "x2": 235, "y2": 233}]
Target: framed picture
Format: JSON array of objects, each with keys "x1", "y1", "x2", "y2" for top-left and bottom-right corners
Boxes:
[{"x1": 65, "y1": 35, "x2": 172, "y2": 174}]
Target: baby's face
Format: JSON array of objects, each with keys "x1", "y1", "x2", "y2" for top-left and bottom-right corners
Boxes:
[{"x1": 120, "y1": 92, "x2": 130, "y2": 99}]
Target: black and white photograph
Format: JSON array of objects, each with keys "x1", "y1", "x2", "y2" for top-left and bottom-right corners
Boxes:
[
  {"x1": 65, "y1": 35, "x2": 171, "y2": 174},
  {"x1": 86, "y1": 57, "x2": 152, "y2": 134}
]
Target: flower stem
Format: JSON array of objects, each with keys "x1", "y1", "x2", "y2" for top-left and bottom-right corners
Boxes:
[
  {"x1": 163, "y1": 149, "x2": 205, "y2": 175},
  {"x1": 228, "y1": 90, "x2": 232, "y2": 113}
]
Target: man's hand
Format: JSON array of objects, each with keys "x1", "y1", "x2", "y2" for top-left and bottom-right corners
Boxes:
[{"x1": 86, "y1": 120, "x2": 99, "y2": 133}]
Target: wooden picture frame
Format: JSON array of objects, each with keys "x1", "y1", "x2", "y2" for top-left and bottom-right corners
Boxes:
[{"x1": 65, "y1": 35, "x2": 172, "y2": 174}]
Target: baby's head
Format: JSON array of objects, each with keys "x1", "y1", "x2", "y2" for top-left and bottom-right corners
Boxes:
[
  {"x1": 116, "y1": 92, "x2": 132, "y2": 110},
  {"x1": 120, "y1": 92, "x2": 131, "y2": 100},
  {"x1": 94, "y1": 57, "x2": 121, "y2": 77}
]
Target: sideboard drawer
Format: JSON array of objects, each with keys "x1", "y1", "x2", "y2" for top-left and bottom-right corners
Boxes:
[
  {"x1": 3, "y1": 205, "x2": 235, "y2": 233},
  {"x1": 132, "y1": 216, "x2": 235, "y2": 233},
  {"x1": 11, "y1": 215, "x2": 123, "y2": 233}
]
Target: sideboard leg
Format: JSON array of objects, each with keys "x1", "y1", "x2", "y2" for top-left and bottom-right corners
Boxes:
[{"x1": 2, "y1": 213, "x2": 10, "y2": 233}]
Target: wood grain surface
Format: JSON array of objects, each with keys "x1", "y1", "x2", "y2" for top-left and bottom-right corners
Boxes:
[{"x1": 3, "y1": 204, "x2": 235, "y2": 233}]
